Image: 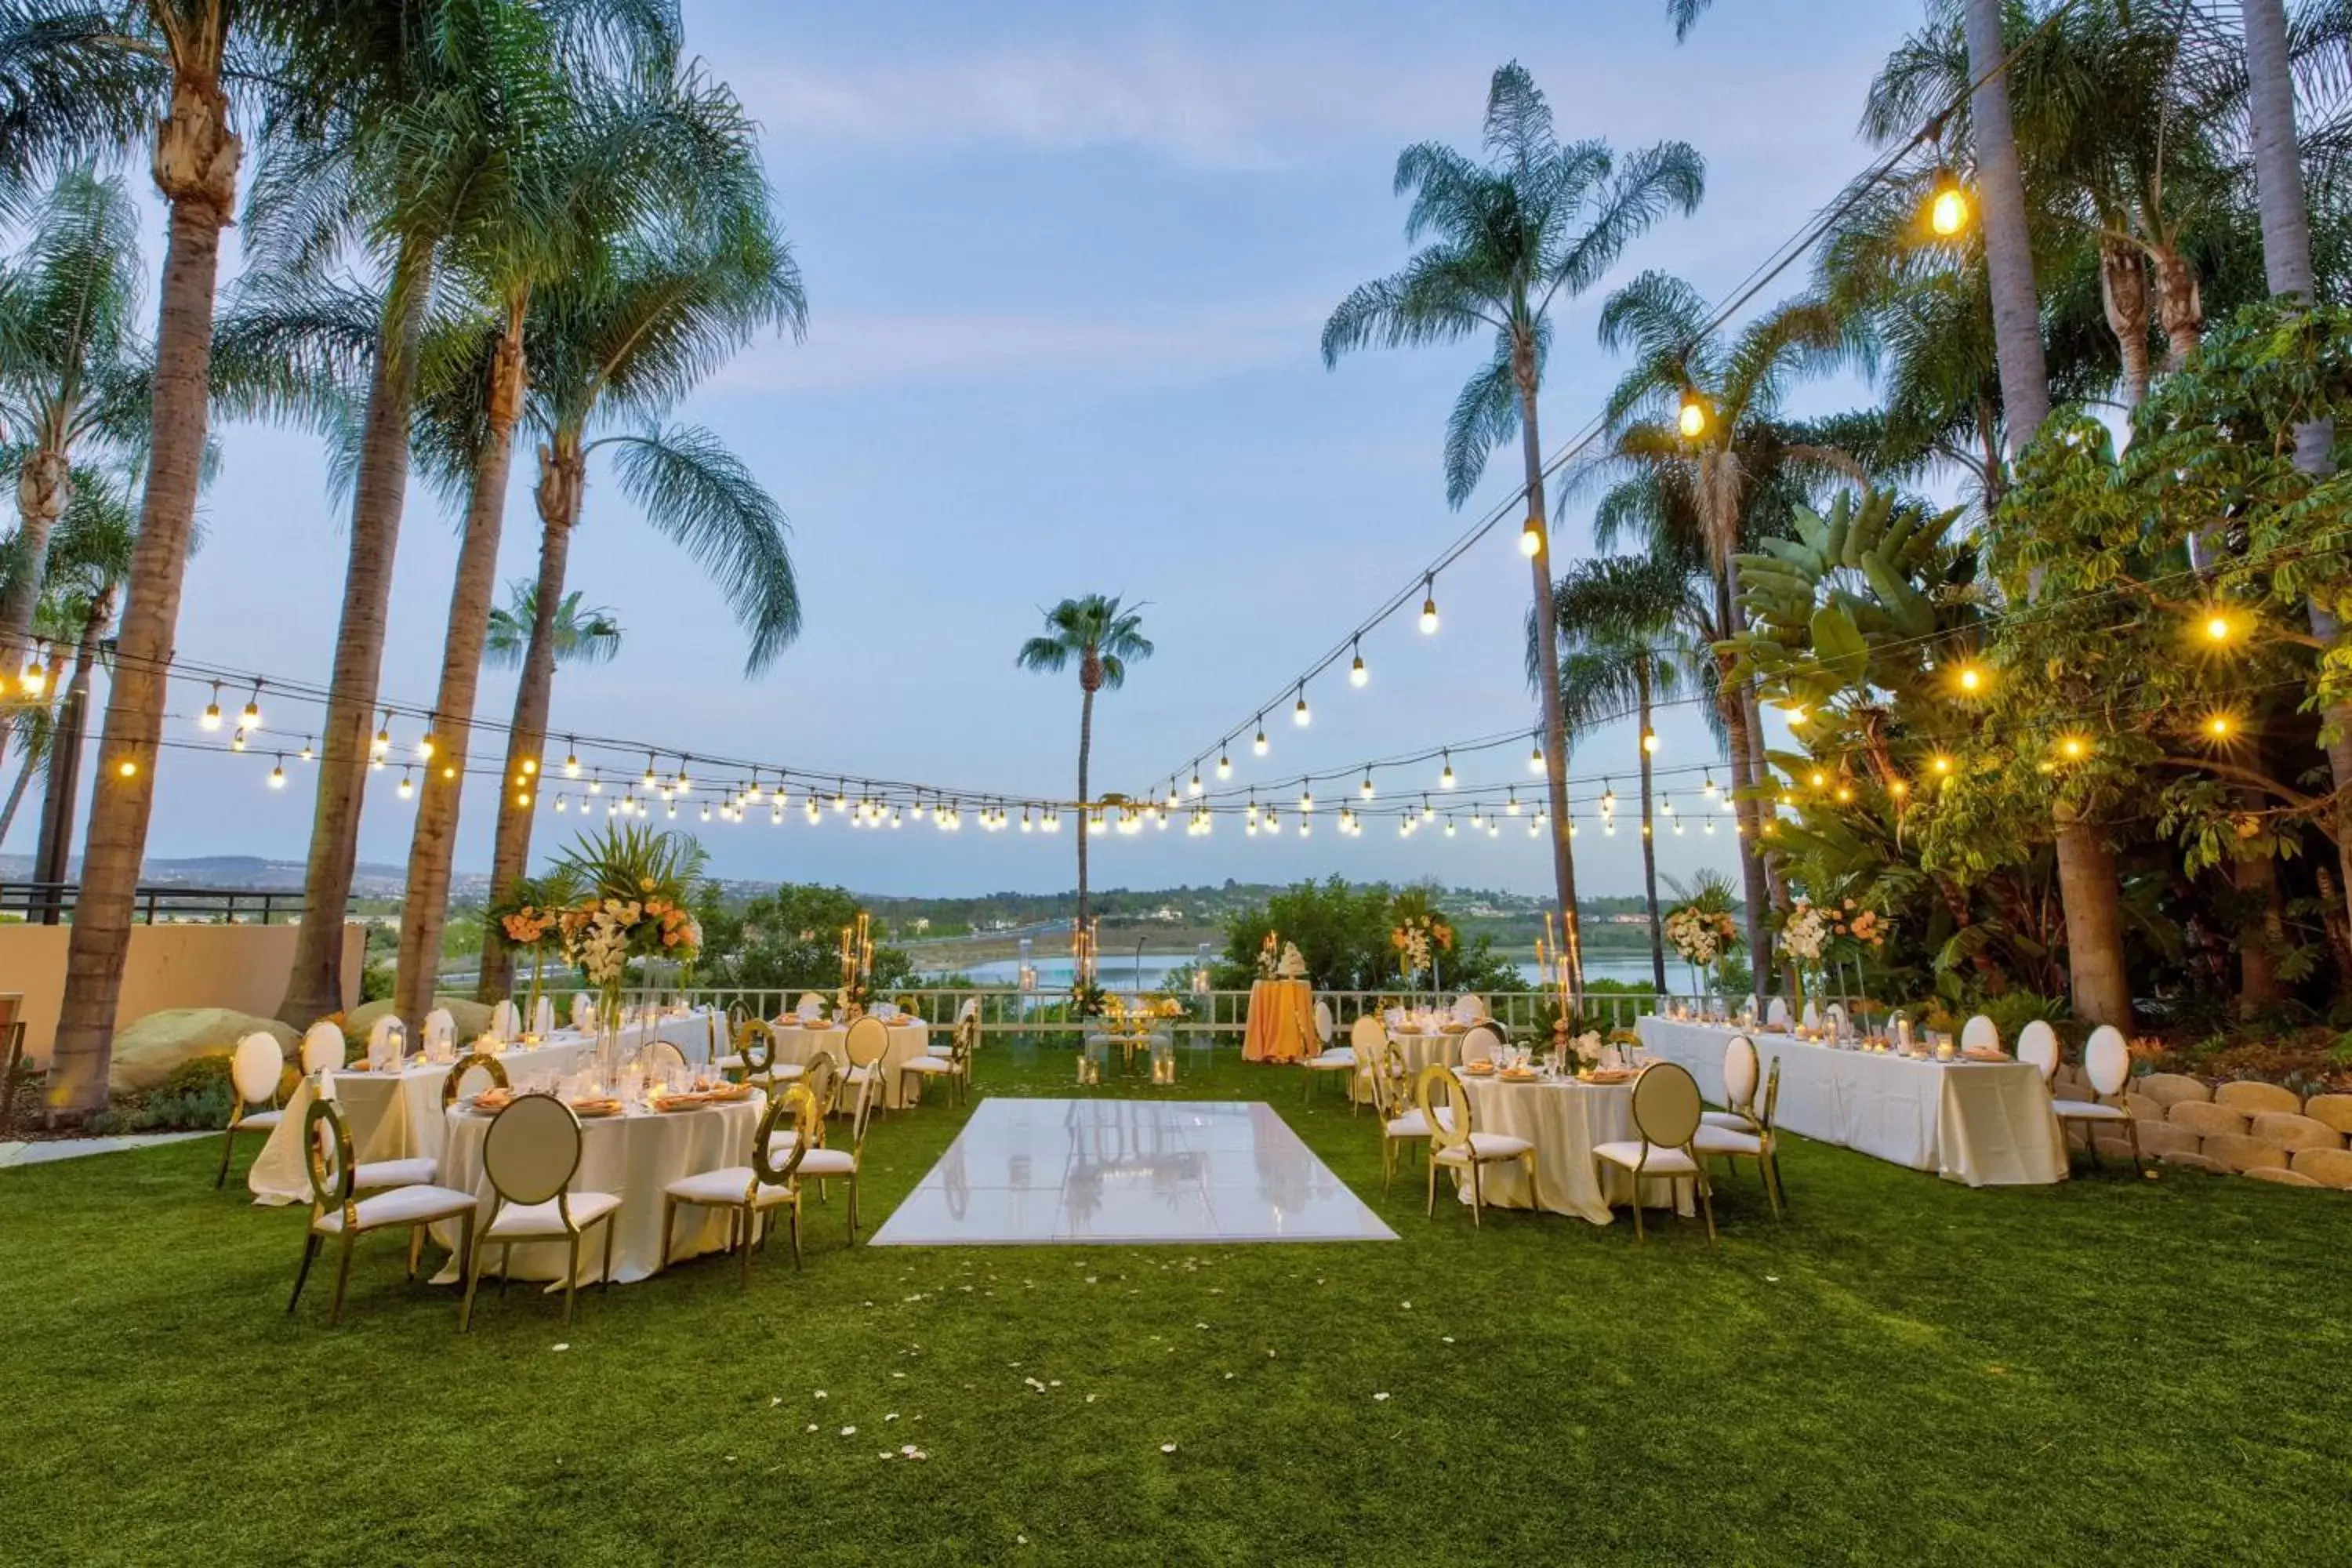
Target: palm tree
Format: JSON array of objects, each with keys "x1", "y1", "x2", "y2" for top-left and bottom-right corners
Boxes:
[
  {"x1": 392, "y1": 64, "x2": 771, "y2": 1022},
  {"x1": 2241, "y1": 0, "x2": 2352, "y2": 938},
  {"x1": 1542, "y1": 555, "x2": 1711, "y2": 993},
  {"x1": 483, "y1": 582, "x2": 623, "y2": 670},
  {"x1": 1322, "y1": 62, "x2": 1704, "y2": 962},
  {"x1": 241, "y1": 0, "x2": 681, "y2": 1028},
  {"x1": 473, "y1": 209, "x2": 804, "y2": 1004},
  {"x1": 0, "y1": 165, "x2": 146, "y2": 749},
  {"x1": 1017, "y1": 596, "x2": 1153, "y2": 930},
  {"x1": 1959, "y1": 0, "x2": 2056, "y2": 447},
  {"x1": 1582, "y1": 276, "x2": 1857, "y2": 999}
]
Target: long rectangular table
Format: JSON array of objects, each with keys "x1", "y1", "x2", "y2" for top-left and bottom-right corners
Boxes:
[{"x1": 1635, "y1": 1017, "x2": 2068, "y2": 1187}]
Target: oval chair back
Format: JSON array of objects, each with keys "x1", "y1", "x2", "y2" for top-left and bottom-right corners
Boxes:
[
  {"x1": 949, "y1": 1015, "x2": 978, "y2": 1068},
  {"x1": 2016, "y1": 1021, "x2": 2060, "y2": 1082},
  {"x1": 642, "y1": 1038, "x2": 689, "y2": 1076},
  {"x1": 796, "y1": 992, "x2": 827, "y2": 1019},
  {"x1": 441, "y1": 1051, "x2": 510, "y2": 1109},
  {"x1": 1765, "y1": 996, "x2": 1791, "y2": 1029},
  {"x1": 751, "y1": 1085, "x2": 819, "y2": 1191},
  {"x1": 484, "y1": 1094, "x2": 584, "y2": 1211},
  {"x1": 232, "y1": 1033, "x2": 285, "y2": 1113},
  {"x1": 1312, "y1": 1000, "x2": 1334, "y2": 1045},
  {"x1": 2083, "y1": 1024, "x2": 2130, "y2": 1097},
  {"x1": 1721, "y1": 1035, "x2": 1759, "y2": 1114},
  {"x1": 302, "y1": 1096, "x2": 357, "y2": 1218},
  {"x1": 1629, "y1": 1061, "x2": 1703, "y2": 1151},
  {"x1": 1961, "y1": 1014, "x2": 2000, "y2": 1053},
  {"x1": 1377, "y1": 1044, "x2": 1412, "y2": 1120},
  {"x1": 841, "y1": 1061, "x2": 882, "y2": 1157},
  {"x1": 423, "y1": 1007, "x2": 456, "y2": 1049},
  {"x1": 300, "y1": 1022, "x2": 346, "y2": 1076},
  {"x1": 1459, "y1": 1023, "x2": 1504, "y2": 1065},
  {"x1": 1453, "y1": 994, "x2": 1488, "y2": 1023},
  {"x1": 800, "y1": 1050, "x2": 840, "y2": 1119},
  {"x1": 1348, "y1": 1014, "x2": 1387, "y2": 1052},
  {"x1": 734, "y1": 1019, "x2": 775, "y2": 1075},
  {"x1": 1414, "y1": 1065, "x2": 1472, "y2": 1159},
  {"x1": 956, "y1": 996, "x2": 979, "y2": 1027},
  {"x1": 844, "y1": 1016, "x2": 890, "y2": 1070}
]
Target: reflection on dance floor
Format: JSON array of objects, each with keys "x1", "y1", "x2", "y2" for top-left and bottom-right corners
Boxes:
[{"x1": 870, "y1": 1099, "x2": 1396, "y2": 1245}]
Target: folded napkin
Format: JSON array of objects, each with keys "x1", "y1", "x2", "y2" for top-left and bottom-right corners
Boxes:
[
  {"x1": 491, "y1": 999, "x2": 520, "y2": 1041},
  {"x1": 570, "y1": 993, "x2": 594, "y2": 1031},
  {"x1": 368, "y1": 1018, "x2": 407, "y2": 1072},
  {"x1": 367, "y1": 1014, "x2": 401, "y2": 1052}
]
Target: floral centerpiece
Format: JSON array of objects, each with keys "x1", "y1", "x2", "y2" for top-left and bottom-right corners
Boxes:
[
  {"x1": 487, "y1": 869, "x2": 578, "y2": 1037},
  {"x1": 1254, "y1": 931, "x2": 1280, "y2": 982},
  {"x1": 552, "y1": 825, "x2": 706, "y2": 1054},
  {"x1": 1390, "y1": 913, "x2": 1454, "y2": 989},
  {"x1": 1775, "y1": 898, "x2": 1833, "y2": 1011}
]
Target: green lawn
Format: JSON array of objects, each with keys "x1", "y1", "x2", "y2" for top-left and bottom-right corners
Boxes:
[{"x1": 2, "y1": 1046, "x2": 2344, "y2": 1566}]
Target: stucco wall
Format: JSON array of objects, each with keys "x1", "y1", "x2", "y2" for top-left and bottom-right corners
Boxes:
[{"x1": 0, "y1": 922, "x2": 363, "y2": 1064}]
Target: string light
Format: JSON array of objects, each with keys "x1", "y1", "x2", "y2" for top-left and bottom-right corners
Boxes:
[
  {"x1": 1418, "y1": 574, "x2": 1439, "y2": 636},
  {"x1": 397, "y1": 767, "x2": 414, "y2": 800},
  {"x1": 676, "y1": 757, "x2": 692, "y2": 795},
  {"x1": 1293, "y1": 682, "x2": 1311, "y2": 728},
  {"x1": 1360, "y1": 771, "x2": 1375, "y2": 800},
  {"x1": 564, "y1": 739, "x2": 580, "y2": 777},
  {"x1": 1254, "y1": 717, "x2": 1269, "y2": 757},
  {"x1": 116, "y1": 753, "x2": 136, "y2": 779},
  {"x1": 239, "y1": 681, "x2": 262, "y2": 732},
  {"x1": 200, "y1": 682, "x2": 223, "y2": 731},
  {"x1": 1350, "y1": 637, "x2": 1368, "y2": 687},
  {"x1": 1528, "y1": 734, "x2": 1544, "y2": 774},
  {"x1": 1641, "y1": 728, "x2": 1658, "y2": 755},
  {"x1": 299, "y1": 736, "x2": 314, "y2": 762},
  {"x1": 1189, "y1": 766, "x2": 1203, "y2": 797},
  {"x1": 1217, "y1": 747, "x2": 1232, "y2": 780},
  {"x1": 1927, "y1": 166, "x2": 1971, "y2": 237},
  {"x1": 268, "y1": 755, "x2": 285, "y2": 789},
  {"x1": 643, "y1": 753, "x2": 659, "y2": 789},
  {"x1": 1439, "y1": 750, "x2": 1455, "y2": 788},
  {"x1": 1678, "y1": 388, "x2": 1711, "y2": 439}
]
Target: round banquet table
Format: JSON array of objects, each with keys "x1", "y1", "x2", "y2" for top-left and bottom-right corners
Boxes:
[
  {"x1": 1453, "y1": 1074, "x2": 1694, "y2": 1225},
  {"x1": 769, "y1": 1018, "x2": 933, "y2": 1108},
  {"x1": 430, "y1": 1094, "x2": 764, "y2": 1285},
  {"x1": 1349, "y1": 1025, "x2": 1468, "y2": 1103},
  {"x1": 1243, "y1": 979, "x2": 1316, "y2": 1063}
]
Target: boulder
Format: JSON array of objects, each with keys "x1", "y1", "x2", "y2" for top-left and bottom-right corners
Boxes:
[
  {"x1": 2157, "y1": 1149, "x2": 2227, "y2": 1174},
  {"x1": 2198, "y1": 1132, "x2": 2291, "y2": 1173},
  {"x1": 2132, "y1": 1120, "x2": 2201, "y2": 1160},
  {"x1": 2122, "y1": 1091, "x2": 2163, "y2": 1123},
  {"x1": 2139, "y1": 1072, "x2": 2210, "y2": 1107},
  {"x1": 342, "y1": 995, "x2": 493, "y2": 1047},
  {"x1": 2242, "y1": 1167, "x2": 2323, "y2": 1189},
  {"x1": 2053, "y1": 1065, "x2": 2090, "y2": 1099},
  {"x1": 2301, "y1": 1094, "x2": 2352, "y2": 1136},
  {"x1": 2245, "y1": 1112, "x2": 2343, "y2": 1153},
  {"x1": 2214, "y1": 1080, "x2": 2300, "y2": 1116},
  {"x1": 2166, "y1": 1101, "x2": 2250, "y2": 1140},
  {"x1": 109, "y1": 1008, "x2": 297, "y2": 1094},
  {"x1": 2290, "y1": 1146, "x2": 2352, "y2": 1189}
]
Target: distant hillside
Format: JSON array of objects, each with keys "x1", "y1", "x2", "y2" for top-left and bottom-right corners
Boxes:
[{"x1": 0, "y1": 853, "x2": 412, "y2": 895}]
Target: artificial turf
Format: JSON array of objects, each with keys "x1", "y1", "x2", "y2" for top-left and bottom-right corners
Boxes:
[{"x1": 1, "y1": 1044, "x2": 2344, "y2": 1566}]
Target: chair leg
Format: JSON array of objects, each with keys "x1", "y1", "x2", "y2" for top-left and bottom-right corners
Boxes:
[
  {"x1": 461, "y1": 1225, "x2": 487, "y2": 1332},
  {"x1": 1469, "y1": 1161, "x2": 1483, "y2": 1228},
  {"x1": 1631, "y1": 1174, "x2": 1646, "y2": 1243},
  {"x1": 563, "y1": 1234, "x2": 580, "y2": 1324},
  {"x1": 1381, "y1": 1136, "x2": 1393, "y2": 1195},
  {"x1": 407, "y1": 1225, "x2": 423, "y2": 1280},
  {"x1": 739, "y1": 1208, "x2": 753, "y2": 1288},
  {"x1": 328, "y1": 1232, "x2": 357, "y2": 1327},
  {"x1": 601, "y1": 1216, "x2": 617, "y2": 1292},
  {"x1": 499, "y1": 1243, "x2": 513, "y2": 1297},
  {"x1": 2126, "y1": 1116, "x2": 2144, "y2": 1176},
  {"x1": 214, "y1": 1127, "x2": 236, "y2": 1189},
  {"x1": 848, "y1": 1174, "x2": 861, "y2": 1240},
  {"x1": 660, "y1": 1198, "x2": 677, "y2": 1275},
  {"x1": 789, "y1": 1203, "x2": 803, "y2": 1270},
  {"x1": 1425, "y1": 1152, "x2": 1438, "y2": 1218},
  {"x1": 1697, "y1": 1171, "x2": 1718, "y2": 1248},
  {"x1": 288, "y1": 1232, "x2": 320, "y2": 1316},
  {"x1": 1759, "y1": 1152, "x2": 1782, "y2": 1221}
]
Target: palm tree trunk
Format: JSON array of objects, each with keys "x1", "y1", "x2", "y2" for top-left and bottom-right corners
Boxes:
[
  {"x1": 2147, "y1": 244, "x2": 2201, "y2": 372},
  {"x1": 0, "y1": 445, "x2": 70, "y2": 689},
  {"x1": 1076, "y1": 681, "x2": 1094, "y2": 931},
  {"x1": 1515, "y1": 354, "x2": 1580, "y2": 982},
  {"x1": 2099, "y1": 238, "x2": 2152, "y2": 410},
  {"x1": 45, "y1": 68, "x2": 240, "y2": 1123},
  {"x1": 394, "y1": 294, "x2": 528, "y2": 1024},
  {"x1": 29, "y1": 592, "x2": 107, "y2": 920},
  {"x1": 2236, "y1": 852, "x2": 2285, "y2": 1016},
  {"x1": 0, "y1": 760, "x2": 33, "y2": 848},
  {"x1": 2053, "y1": 802, "x2": 2131, "y2": 1028},
  {"x1": 2241, "y1": 0, "x2": 2352, "y2": 939},
  {"x1": 1717, "y1": 672, "x2": 1771, "y2": 1012},
  {"x1": 478, "y1": 451, "x2": 583, "y2": 1004},
  {"x1": 280, "y1": 241, "x2": 434, "y2": 1025},
  {"x1": 1636, "y1": 663, "x2": 1666, "y2": 995},
  {"x1": 1962, "y1": 0, "x2": 2052, "y2": 449}
]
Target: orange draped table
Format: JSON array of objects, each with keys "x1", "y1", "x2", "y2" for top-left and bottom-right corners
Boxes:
[{"x1": 1243, "y1": 978, "x2": 1316, "y2": 1062}]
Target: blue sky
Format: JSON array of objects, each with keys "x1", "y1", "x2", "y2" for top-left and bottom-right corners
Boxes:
[{"x1": 16, "y1": 0, "x2": 1920, "y2": 898}]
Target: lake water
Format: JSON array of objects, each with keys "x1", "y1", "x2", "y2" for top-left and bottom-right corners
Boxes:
[{"x1": 930, "y1": 955, "x2": 1675, "y2": 991}]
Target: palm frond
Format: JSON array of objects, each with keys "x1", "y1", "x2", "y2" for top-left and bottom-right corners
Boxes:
[{"x1": 604, "y1": 423, "x2": 797, "y2": 674}]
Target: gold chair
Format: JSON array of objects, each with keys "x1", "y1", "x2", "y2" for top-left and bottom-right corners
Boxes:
[
  {"x1": 1369, "y1": 1041, "x2": 1431, "y2": 1193},
  {"x1": 1594, "y1": 1062, "x2": 1717, "y2": 1245},
  {"x1": 299, "y1": 1021, "x2": 347, "y2": 1076},
  {"x1": 2049, "y1": 1023, "x2": 2143, "y2": 1173},
  {"x1": 795, "y1": 1065, "x2": 880, "y2": 1240},
  {"x1": 1702, "y1": 1034, "x2": 1761, "y2": 1132},
  {"x1": 1301, "y1": 1000, "x2": 1357, "y2": 1104},
  {"x1": 1345, "y1": 1014, "x2": 1387, "y2": 1116},
  {"x1": 642, "y1": 1037, "x2": 691, "y2": 1076},
  {"x1": 288, "y1": 1098, "x2": 479, "y2": 1327},
  {"x1": 661, "y1": 1087, "x2": 815, "y2": 1284},
  {"x1": 215, "y1": 1032, "x2": 288, "y2": 1189},
  {"x1": 462, "y1": 1094, "x2": 622, "y2": 1330},
  {"x1": 440, "y1": 1051, "x2": 510, "y2": 1111},
  {"x1": 1693, "y1": 1055, "x2": 1784, "y2": 1219},
  {"x1": 897, "y1": 1015, "x2": 973, "y2": 1107},
  {"x1": 842, "y1": 1015, "x2": 891, "y2": 1113},
  {"x1": 1417, "y1": 1065, "x2": 1536, "y2": 1226}
]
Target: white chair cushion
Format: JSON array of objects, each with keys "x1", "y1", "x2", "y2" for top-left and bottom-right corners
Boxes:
[
  {"x1": 1592, "y1": 1141, "x2": 1701, "y2": 1176},
  {"x1": 1700, "y1": 1110, "x2": 1755, "y2": 1132},
  {"x1": 1693, "y1": 1124, "x2": 1762, "y2": 1157},
  {"x1": 713, "y1": 1054, "x2": 746, "y2": 1071},
  {"x1": 899, "y1": 1056, "x2": 953, "y2": 1074},
  {"x1": 314, "y1": 1185, "x2": 479, "y2": 1232},
  {"x1": 1434, "y1": 1131, "x2": 1534, "y2": 1163},
  {"x1": 485, "y1": 1191, "x2": 622, "y2": 1239},
  {"x1": 352, "y1": 1157, "x2": 439, "y2": 1192},
  {"x1": 1385, "y1": 1110, "x2": 1432, "y2": 1138},
  {"x1": 797, "y1": 1148, "x2": 858, "y2": 1177},
  {"x1": 926, "y1": 1044, "x2": 956, "y2": 1058},
  {"x1": 2053, "y1": 1099, "x2": 2129, "y2": 1121},
  {"x1": 845, "y1": 1065, "x2": 877, "y2": 1083},
  {"x1": 666, "y1": 1166, "x2": 794, "y2": 1207},
  {"x1": 1307, "y1": 1050, "x2": 1356, "y2": 1069},
  {"x1": 232, "y1": 1109, "x2": 284, "y2": 1131}
]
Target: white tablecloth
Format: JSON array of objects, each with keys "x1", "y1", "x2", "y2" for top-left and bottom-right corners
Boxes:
[
  {"x1": 1635, "y1": 1018, "x2": 2067, "y2": 1187},
  {"x1": 431, "y1": 1094, "x2": 764, "y2": 1285},
  {"x1": 247, "y1": 1011, "x2": 720, "y2": 1206},
  {"x1": 770, "y1": 1018, "x2": 932, "y2": 1109},
  {"x1": 1349, "y1": 1027, "x2": 1468, "y2": 1103},
  {"x1": 1454, "y1": 1076, "x2": 1693, "y2": 1223}
]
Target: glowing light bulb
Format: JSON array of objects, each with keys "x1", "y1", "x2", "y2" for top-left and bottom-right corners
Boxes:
[
  {"x1": 1293, "y1": 684, "x2": 1310, "y2": 727},
  {"x1": 1350, "y1": 638, "x2": 1368, "y2": 687},
  {"x1": 1361, "y1": 773, "x2": 1375, "y2": 800},
  {"x1": 1254, "y1": 721, "x2": 1269, "y2": 757},
  {"x1": 564, "y1": 741, "x2": 580, "y2": 777},
  {"x1": 1529, "y1": 737, "x2": 1544, "y2": 775},
  {"x1": 1439, "y1": 752, "x2": 1454, "y2": 788},
  {"x1": 2206, "y1": 713, "x2": 2233, "y2": 739},
  {"x1": 1419, "y1": 575, "x2": 1439, "y2": 636},
  {"x1": 1678, "y1": 389, "x2": 1710, "y2": 439},
  {"x1": 397, "y1": 768, "x2": 414, "y2": 800},
  {"x1": 299, "y1": 737, "x2": 314, "y2": 762},
  {"x1": 1519, "y1": 517, "x2": 1544, "y2": 557},
  {"x1": 268, "y1": 757, "x2": 285, "y2": 789},
  {"x1": 200, "y1": 683, "x2": 223, "y2": 731},
  {"x1": 1931, "y1": 754, "x2": 1953, "y2": 775},
  {"x1": 1189, "y1": 769, "x2": 1203, "y2": 797},
  {"x1": 240, "y1": 685, "x2": 262, "y2": 731},
  {"x1": 1955, "y1": 662, "x2": 1985, "y2": 695},
  {"x1": 1217, "y1": 750, "x2": 1232, "y2": 780},
  {"x1": 116, "y1": 755, "x2": 136, "y2": 779},
  {"x1": 1927, "y1": 169, "x2": 1970, "y2": 237},
  {"x1": 1641, "y1": 729, "x2": 1658, "y2": 754}
]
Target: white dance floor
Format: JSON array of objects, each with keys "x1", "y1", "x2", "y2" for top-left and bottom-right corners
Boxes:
[{"x1": 870, "y1": 1098, "x2": 1396, "y2": 1246}]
